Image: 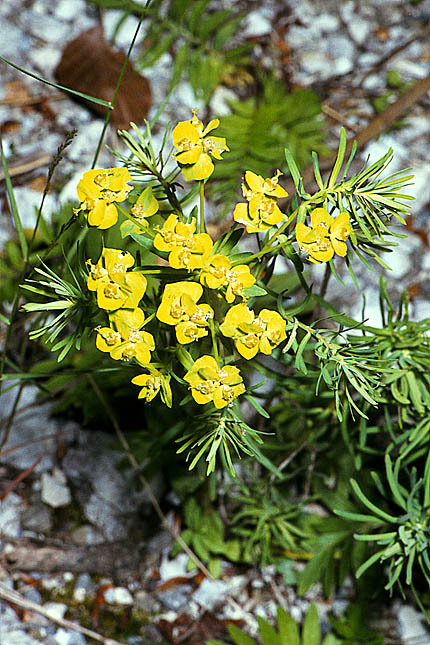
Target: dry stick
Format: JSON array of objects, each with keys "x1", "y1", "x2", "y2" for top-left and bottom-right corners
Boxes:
[
  {"x1": 0, "y1": 455, "x2": 41, "y2": 501},
  {"x1": 282, "y1": 76, "x2": 430, "y2": 197},
  {"x1": 0, "y1": 154, "x2": 51, "y2": 181},
  {"x1": 0, "y1": 583, "x2": 123, "y2": 645}
]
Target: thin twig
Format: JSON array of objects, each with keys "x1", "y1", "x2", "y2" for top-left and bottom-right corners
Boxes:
[
  {"x1": 0, "y1": 583, "x2": 123, "y2": 645},
  {"x1": 0, "y1": 154, "x2": 51, "y2": 182},
  {"x1": 0, "y1": 456, "x2": 42, "y2": 501}
]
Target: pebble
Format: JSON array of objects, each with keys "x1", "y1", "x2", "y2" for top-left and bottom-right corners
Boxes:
[
  {"x1": 0, "y1": 492, "x2": 23, "y2": 538},
  {"x1": 192, "y1": 578, "x2": 229, "y2": 611},
  {"x1": 396, "y1": 604, "x2": 430, "y2": 644},
  {"x1": 44, "y1": 602, "x2": 68, "y2": 621},
  {"x1": 71, "y1": 525, "x2": 105, "y2": 546},
  {"x1": 103, "y1": 586, "x2": 134, "y2": 605},
  {"x1": 159, "y1": 553, "x2": 189, "y2": 580},
  {"x1": 73, "y1": 573, "x2": 94, "y2": 603},
  {"x1": 41, "y1": 468, "x2": 71, "y2": 508},
  {"x1": 156, "y1": 584, "x2": 193, "y2": 611},
  {"x1": 22, "y1": 502, "x2": 52, "y2": 533},
  {"x1": 54, "y1": 628, "x2": 87, "y2": 645}
]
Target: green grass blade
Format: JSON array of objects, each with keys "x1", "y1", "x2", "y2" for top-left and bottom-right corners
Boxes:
[
  {"x1": 0, "y1": 136, "x2": 28, "y2": 258},
  {"x1": 0, "y1": 55, "x2": 111, "y2": 108}
]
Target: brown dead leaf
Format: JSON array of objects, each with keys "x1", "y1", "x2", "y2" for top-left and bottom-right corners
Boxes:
[{"x1": 55, "y1": 26, "x2": 151, "y2": 130}]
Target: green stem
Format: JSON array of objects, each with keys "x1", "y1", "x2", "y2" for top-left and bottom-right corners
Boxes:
[
  {"x1": 231, "y1": 240, "x2": 292, "y2": 267},
  {"x1": 199, "y1": 181, "x2": 205, "y2": 233},
  {"x1": 208, "y1": 317, "x2": 220, "y2": 366}
]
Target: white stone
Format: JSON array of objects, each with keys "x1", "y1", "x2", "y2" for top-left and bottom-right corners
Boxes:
[
  {"x1": 55, "y1": 628, "x2": 86, "y2": 645},
  {"x1": 55, "y1": 0, "x2": 87, "y2": 21},
  {"x1": 41, "y1": 468, "x2": 71, "y2": 508},
  {"x1": 243, "y1": 10, "x2": 272, "y2": 37},
  {"x1": 44, "y1": 602, "x2": 68, "y2": 621},
  {"x1": 311, "y1": 14, "x2": 339, "y2": 33},
  {"x1": 0, "y1": 492, "x2": 23, "y2": 538},
  {"x1": 397, "y1": 604, "x2": 430, "y2": 643},
  {"x1": 349, "y1": 16, "x2": 370, "y2": 45},
  {"x1": 104, "y1": 586, "x2": 133, "y2": 605},
  {"x1": 159, "y1": 553, "x2": 189, "y2": 580},
  {"x1": 9, "y1": 187, "x2": 58, "y2": 231},
  {"x1": 192, "y1": 578, "x2": 229, "y2": 611}
]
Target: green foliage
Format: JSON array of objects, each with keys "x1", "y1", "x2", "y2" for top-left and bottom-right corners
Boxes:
[
  {"x1": 172, "y1": 497, "x2": 242, "y2": 577},
  {"x1": 206, "y1": 602, "x2": 384, "y2": 645},
  {"x1": 336, "y1": 453, "x2": 430, "y2": 607},
  {"x1": 231, "y1": 483, "x2": 308, "y2": 566},
  {"x1": 210, "y1": 79, "x2": 328, "y2": 214}
]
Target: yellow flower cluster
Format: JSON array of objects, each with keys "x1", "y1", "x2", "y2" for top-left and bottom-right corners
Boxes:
[
  {"x1": 172, "y1": 112, "x2": 229, "y2": 181},
  {"x1": 200, "y1": 254, "x2": 255, "y2": 303},
  {"x1": 184, "y1": 356, "x2": 245, "y2": 409},
  {"x1": 154, "y1": 214, "x2": 213, "y2": 270},
  {"x1": 220, "y1": 303, "x2": 287, "y2": 359},
  {"x1": 156, "y1": 282, "x2": 214, "y2": 344},
  {"x1": 74, "y1": 168, "x2": 132, "y2": 229},
  {"x1": 296, "y1": 208, "x2": 351, "y2": 264},
  {"x1": 233, "y1": 170, "x2": 288, "y2": 233},
  {"x1": 76, "y1": 112, "x2": 355, "y2": 414},
  {"x1": 88, "y1": 248, "x2": 154, "y2": 364}
]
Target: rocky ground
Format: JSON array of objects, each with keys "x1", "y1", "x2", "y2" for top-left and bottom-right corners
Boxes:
[{"x1": 0, "y1": 0, "x2": 430, "y2": 643}]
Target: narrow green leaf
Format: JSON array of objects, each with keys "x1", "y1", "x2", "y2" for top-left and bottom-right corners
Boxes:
[
  {"x1": 350, "y1": 479, "x2": 398, "y2": 523},
  {"x1": 0, "y1": 55, "x2": 111, "y2": 107},
  {"x1": 328, "y1": 127, "x2": 346, "y2": 188},
  {"x1": 302, "y1": 604, "x2": 321, "y2": 645},
  {"x1": 1, "y1": 138, "x2": 28, "y2": 258},
  {"x1": 277, "y1": 606, "x2": 299, "y2": 645}
]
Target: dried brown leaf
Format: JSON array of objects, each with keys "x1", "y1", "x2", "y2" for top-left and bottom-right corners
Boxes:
[{"x1": 55, "y1": 26, "x2": 151, "y2": 129}]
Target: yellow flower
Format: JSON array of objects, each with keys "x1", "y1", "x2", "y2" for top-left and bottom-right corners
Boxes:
[
  {"x1": 296, "y1": 208, "x2": 351, "y2": 263},
  {"x1": 95, "y1": 307, "x2": 154, "y2": 363},
  {"x1": 172, "y1": 112, "x2": 229, "y2": 181},
  {"x1": 96, "y1": 272, "x2": 147, "y2": 311},
  {"x1": 130, "y1": 186, "x2": 159, "y2": 221},
  {"x1": 87, "y1": 248, "x2": 147, "y2": 311},
  {"x1": 184, "y1": 356, "x2": 245, "y2": 408},
  {"x1": 200, "y1": 254, "x2": 255, "y2": 302},
  {"x1": 131, "y1": 371, "x2": 162, "y2": 402},
  {"x1": 86, "y1": 248, "x2": 134, "y2": 292},
  {"x1": 95, "y1": 326, "x2": 122, "y2": 354},
  {"x1": 233, "y1": 170, "x2": 287, "y2": 233},
  {"x1": 73, "y1": 167, "x2": 132, "y2": 229},
  {"x1": 154, "y1": 214, "x2": 213, "y2": 270},
  {"x1": 220, "y1": 303, "x2": 286, "y2": 359},
  {"x1": 110, "y1": 328, "x2": 155, "y2": 364},
  {"x1": 156, "y1": 282, "x2": 213, "y2": 344},
  {"x1": 109, "y1": 307, "x2": 145, "y2": 339}
]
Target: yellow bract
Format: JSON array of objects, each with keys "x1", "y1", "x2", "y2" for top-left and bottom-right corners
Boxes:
[
  {"x1": 220, "y1": 302, "x2": 287, "y2": 359},
  {"x1": 200, "y1": 254, "x2": 255, "y2": 303},
  {"x1": 95, "y1": 305, "x2": 154, "y2": 365},
  {"x1": 73, "y1": 167, "x2": 132, "y2": 229},
  {"x1": 156, "y1": 281, "x2": 213, "y2": 344},
  {"x1": 87, "y1": 248, "x2": 147, "y2": 312},
  {"x1": 154, "y1": 215, "x2": 213, "y2": 270},
  {"x1": 296, "y1": 208, "x2": 351, "y2": 263},
  {"x1": 233, "y1": 170, "x2": 288, "y2": 233},
  {"x1": 184, "y1": 355, "x2": 245, "y2": 408},
  {"x1": 172, "y1": 112, "x2": 229, "y2": 181},
  {"x1": 131, "y1": 371, "x2": 162, "y2": 402}
]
